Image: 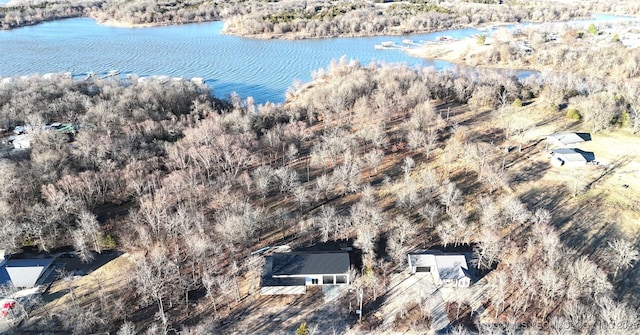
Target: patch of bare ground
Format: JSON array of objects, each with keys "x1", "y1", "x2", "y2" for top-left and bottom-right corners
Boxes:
[
  {"x1": 23, "y1": 252, "x2": 136, "y2": 332},
  {"x1": 211, "y1": 286, "x2": 354, "y2": 335}
]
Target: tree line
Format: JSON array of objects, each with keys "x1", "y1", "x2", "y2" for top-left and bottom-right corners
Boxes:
[
  {"x1": 222, "y1": 0, "x2": 640, "y2": 39},
  {"x1": 2, "y1": 0, "x2": 640, "y2": 35}
]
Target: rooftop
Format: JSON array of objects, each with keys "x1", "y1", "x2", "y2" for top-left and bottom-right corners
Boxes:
[
  {"x1": 546, "y1": 132, "x2": 591, "y2": 146},
  {"x1": 0, "y1": 258, "x2": 55, "y2": 288},
  {"x1": 271, "y1": 252, "x2": 350, "y2": 277},
  {"x1": 551, "y1": 147, "x2": 595, "y2": 163},
  {"x1": 409, "y1": 251, "x2": 470, "y2": 280}
]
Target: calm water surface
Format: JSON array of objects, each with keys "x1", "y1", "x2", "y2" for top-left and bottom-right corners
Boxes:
[{"x1": 0, "y1": 14, "x2": 634, "y2": 103}]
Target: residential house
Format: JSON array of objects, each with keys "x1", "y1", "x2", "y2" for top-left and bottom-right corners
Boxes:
[
  {"x1": 0, "y1": 257, "x2": 55, "y2": 289},
  {"x1": 261, "y1": 252, "x2": 350, "y2": 295},
  {"x1": 408, "y1": 250, "x2": 471, "y2": 288}
]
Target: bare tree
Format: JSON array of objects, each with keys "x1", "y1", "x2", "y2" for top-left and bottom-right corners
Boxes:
[
  {"x1": 77, "y1": 210, "x2": 102, "y2": 253},
  {"x1": 567, "y1": 256, "x2": 612, "y2": 302},
  {"x1": 402, "y1": 156, "x2": 415, "y2": 181},
  {"x1": 117, "y1": 322, "x2": 137, "y2": 335},
  {"x1": 395, "y1": 181, "x2": 419, "y2": 210},
  {"x1": 596, "y1": 297, "x2": 640, "y2": 334},
  {"x1": 274, "y1": 166, "x2": 300, "y2": 196},
  {"x1": 502, "y1": 197, "x2": 530, "y2": 225},
  {"x1": 315, "y1": 173, "x2": 334, "y2": 202},
  {"x1": 316, "y1": 206, "x2": 337, "y2": 243},
  {"x1": 423, "y1": 127, "x2": 438, "y2": 159},
  {"x1": 333, "y1": 151, "x2": 361, "y2": 195},
  {"x1": 419, "y1": 203, "x2": 441, "y2": 228},
  {"x1": 363, "y1": 149, "x2": 383, "y2": 178},
  {"x1": 407, "y1": 130, "x2": 426, "y2": 152},
  {"x1": 201, "y1": 271, "x2": 219, "y2": 318},
  {"x1": 607, "y1": 238, "x2": 639, "y2": 279},
  {"x1": 474, "y1": 228, "x2": 502, "y2": 271},
  {"x1": 244, "y1": 254, "x2": 266, "y2": 297},
  {"x1": 439, "y1": 181, "x2": 461, "y2": 211},
  {"x1": 490, "y1": 271, "x2": 509, "y2": 318},
  {"x1": 132, "y1": 250, "x2": 178, "y2": 331},
  {"x1": 562, "y1": 302, "x2": 596, "y2": 333},
  {"x1": 622, "y1": 81, "x2": 640, "y2": 134},
  {"x1": 355, "y1": 221, "x2": 377, "y2": 255},
  {"x1": 252, "y1": 165, "x2": 273, "y2": 201}
]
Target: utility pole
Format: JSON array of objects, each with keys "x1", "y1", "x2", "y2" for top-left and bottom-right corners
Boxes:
[{"x1": 358, "y1": 288, "x2": 363, "y2": 322}]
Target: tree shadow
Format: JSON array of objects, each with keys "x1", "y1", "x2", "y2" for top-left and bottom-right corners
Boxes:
[
  {"x1": 509, "y1": 160, "x2": 550, "y2": 186},
  {"x1": 519, "y1": 185, "x2": 569, "y2": 212}
]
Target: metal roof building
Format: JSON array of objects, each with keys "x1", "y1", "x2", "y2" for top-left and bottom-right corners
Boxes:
[
  {"x1": 271, "y1": 252, "x2": 350, "y2": 277},
  {"x1": 546, "y1": 132, "x2": 591, "y2": 147},
  {"x1": 550, "y1": 148, "x2": 595, "y2": 167},
  {"x1": 0, "y1": 258, "x2": 55, "y2": 288},
  {"x1": 261, "y1": 252, "x2": 351, "y2": 295}
]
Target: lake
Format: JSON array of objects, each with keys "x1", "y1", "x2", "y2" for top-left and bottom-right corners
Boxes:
[{"x1": 0, "y1": 14, "x2": 634, "y2": 104}]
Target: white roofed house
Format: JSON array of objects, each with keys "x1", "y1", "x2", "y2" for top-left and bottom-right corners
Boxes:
[{"x1": 408, "y1": 250, "x2": 471, "y2": 288}]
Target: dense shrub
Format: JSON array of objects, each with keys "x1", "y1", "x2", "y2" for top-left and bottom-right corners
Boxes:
[{"x1": 566, "y1": 108, "x2": 581, "y2": 120}]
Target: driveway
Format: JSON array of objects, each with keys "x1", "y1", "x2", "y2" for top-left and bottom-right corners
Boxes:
[{"x1": 378, "y1": 271, "x2": 448, "y2": 334}]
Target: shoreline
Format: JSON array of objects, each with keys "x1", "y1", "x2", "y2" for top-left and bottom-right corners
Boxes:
[
  {"x1": 97, "y1": 20, "x2": 156, "y2": 29},
  {"x1": 401, "y1": 36, "x2": 546, "y2": 73}
]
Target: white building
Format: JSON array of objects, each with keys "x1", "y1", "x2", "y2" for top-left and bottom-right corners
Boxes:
[
  {"x1": 546, "y1": 132, "x2": 591, "y2": 147},
  {"x1": 550, "y1": 148, "x2": 595, "y2": 167},
  {"x1": 408, "y1": 251, "x2": 471, "y2": 288}
]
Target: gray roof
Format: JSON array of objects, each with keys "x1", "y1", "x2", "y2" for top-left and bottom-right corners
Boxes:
[
  {"x1": 1, "y1": 258, "x2": 55, "y2": 288},
  {"x1": 546, "y1": 132, "x2": 591, "y2": 146},
  {"x1": 551, "y1": 148, "x2": 594, "y2": 163},
  {"x1": 271, "y1": 252, "x2": 350, "y2": 276}
]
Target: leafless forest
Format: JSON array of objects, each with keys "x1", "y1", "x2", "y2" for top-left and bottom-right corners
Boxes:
[
  {"x1": 2, "y1": 0, "x2": 640, "y2": 35},
  {"x1": 0, "y1": 56, "x2": 638, "y2": 333}
]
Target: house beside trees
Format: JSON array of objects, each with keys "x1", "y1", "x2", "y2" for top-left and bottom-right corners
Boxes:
[
  {"x1": 408, "y1": 250, "x2": 471, "y2": 288},
  {"x1": 261, "y1": 251, "x2": 351, "y2": 295}
]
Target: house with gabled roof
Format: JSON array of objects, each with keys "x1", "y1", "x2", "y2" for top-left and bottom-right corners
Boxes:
[
  {"x1": 549, "y1": 148, "x2": 595, "y2": 167},
  {"x1": 408, "y1": 250, "x2": 471, "y2": 288},
  {"x1": 0, "y1": 257, "x2": 55, "y2": 289},
  {"x1": 261, "y1": 251, "x2": 350, "y2": 295}
]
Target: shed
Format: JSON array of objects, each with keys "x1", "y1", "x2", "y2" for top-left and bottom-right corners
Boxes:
[
  {"x1": 550, "y1": 148, "x2": 595, "y2": 167},
  {"x1": 10, "y1": 134, "x2": 31, "y2": 150},
  {"x1": 546, "y1": 132, "x2": 591, "y2": 147}
]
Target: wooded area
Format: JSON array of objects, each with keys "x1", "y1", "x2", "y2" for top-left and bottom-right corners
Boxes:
[
  {"x1": 2, "y1": 0, "x2": 640, "y2": 36},
  {"x1": 1, "y1": 57, "x2": 638, "y2": 333}
]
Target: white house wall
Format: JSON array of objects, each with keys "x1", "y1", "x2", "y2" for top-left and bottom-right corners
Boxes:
[{"x1": 273, "y1": 273, "x2": 349, "y2": 286}]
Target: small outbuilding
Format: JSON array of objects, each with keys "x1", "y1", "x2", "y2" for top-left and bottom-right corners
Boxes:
[
  {"x1": 261, "y1": 251, "x2": 350, "y2": 295},
  {"x1": 408, "y1": 250, "x2": 471, "y2": 288},
  {"x1": 9, "y1": 134, "x2": 30, "y2": 150},
  {"x1": 546, "y1": 132, "x2": 591, "y2": 147},
  {"x1": 550, "y1": 148, "x2": 595, "y2": 167}
]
